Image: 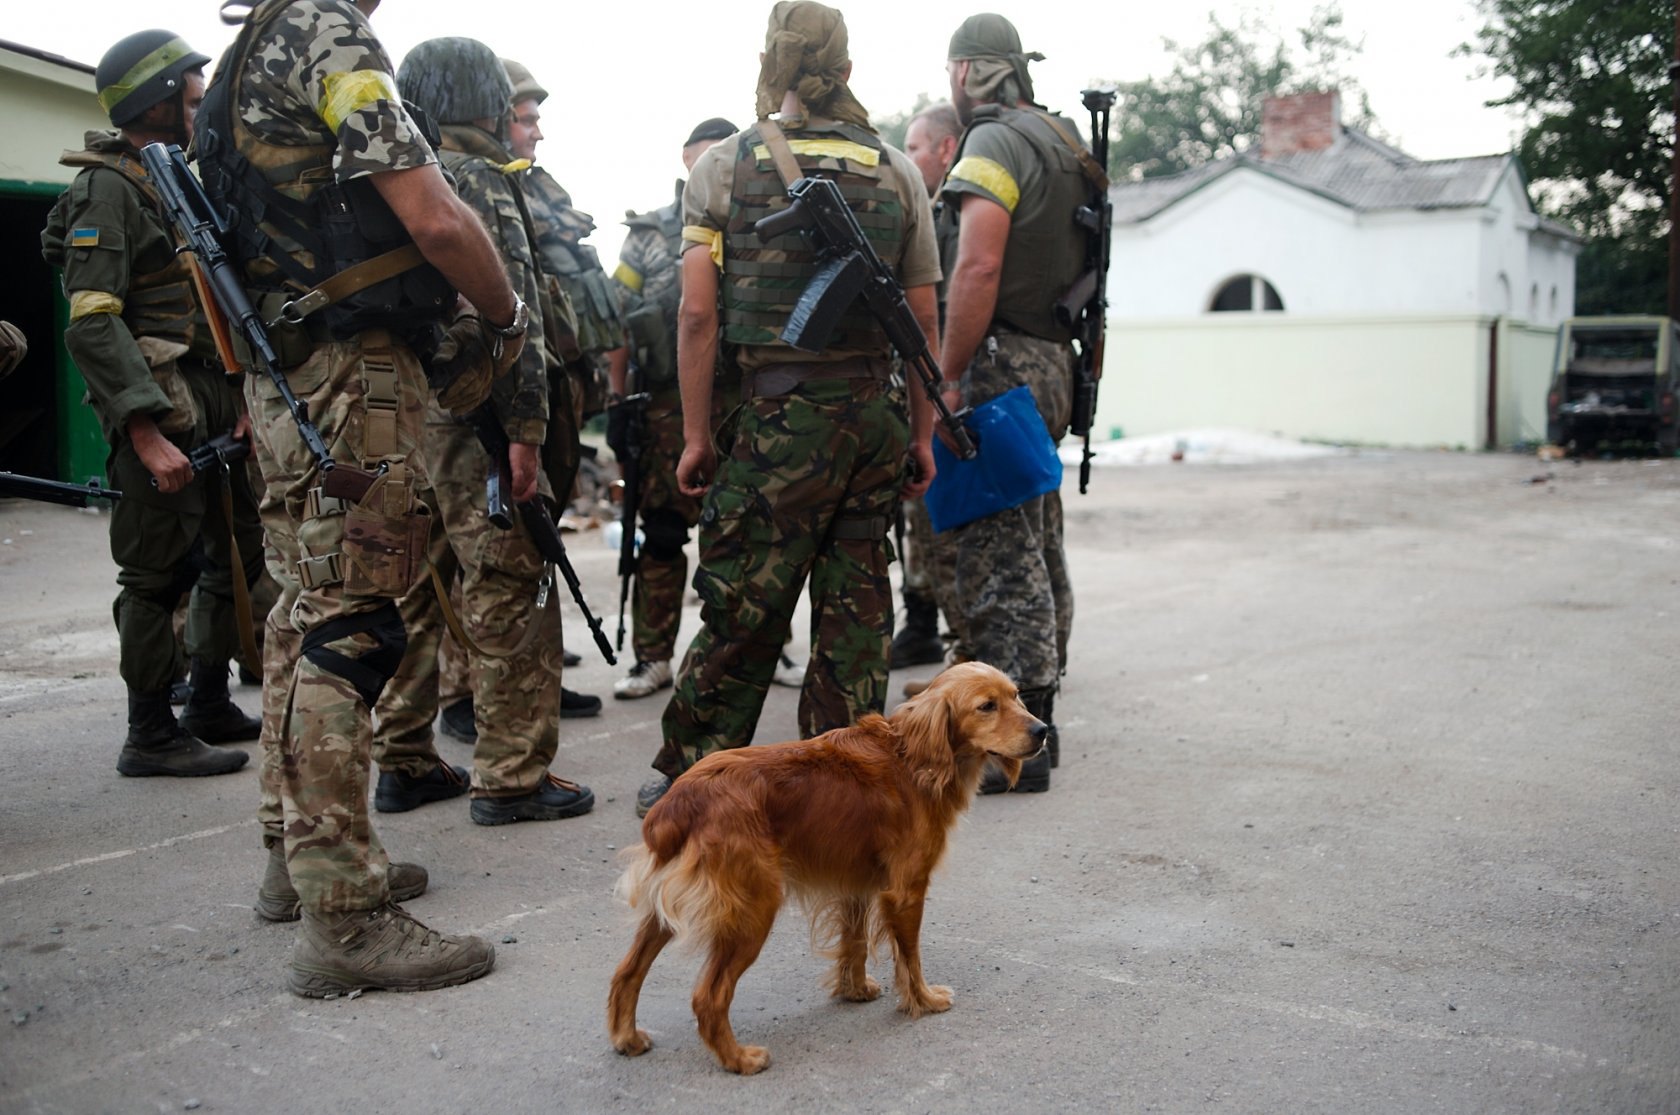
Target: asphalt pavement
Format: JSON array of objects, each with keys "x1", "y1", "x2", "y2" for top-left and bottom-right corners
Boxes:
[{"x1": 1, "y1": 449, "x2": 1676, "y2": 1114}]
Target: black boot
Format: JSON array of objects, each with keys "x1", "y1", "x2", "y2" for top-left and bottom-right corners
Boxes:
[
  {"x1": 180, "y1": 657, "x2": 261, "y2": 743},
  {"x1": 890, "y1": 591, "x2": 946, "y2": 669},
  {"x1": 117, "y1": 689, "x2": 249, "y2": 777},
  {"x1": 979, "y1": 686, "x2": 1053, "y2": 795}
]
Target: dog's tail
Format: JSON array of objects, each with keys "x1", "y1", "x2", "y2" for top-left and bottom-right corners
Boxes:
[{"x1": 612, "y1": 841, "x2": 717, "y2": 947}]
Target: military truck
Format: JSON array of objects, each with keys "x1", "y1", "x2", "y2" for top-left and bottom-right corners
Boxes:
[{"x1": 1546, "y1": 315, "x2": 1680, "y2": 456}]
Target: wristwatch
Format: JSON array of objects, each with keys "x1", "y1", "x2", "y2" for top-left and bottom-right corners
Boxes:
[{"x1": 487, "y1": 295, "x2": 528, "y2": 339}]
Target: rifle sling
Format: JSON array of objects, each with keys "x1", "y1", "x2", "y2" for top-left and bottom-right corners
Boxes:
[
  {"x1": 427, "y1": 560, "x2": 547, "y2": 661},
  {"x1": 216, "y1": 470, "x2": 264, "y2": 676},
  {"x1": 270, "y1": 244, "x2": 428, "y2": 327},
  {"x1": 755, "y1": 120, "x2": 807, "y2": 191},
  {"x1": 1031, "y1": 110, "x2": 1110, "y2": 193}
]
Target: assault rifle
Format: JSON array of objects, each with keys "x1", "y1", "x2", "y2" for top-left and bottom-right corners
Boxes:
[
  {"x1": 140, "y1": 142, "x2": 379, "y2": 503},
  {"x1": 465, "y1": 407, "x2": 618, "y2": 667},
  {"x1": 148, "y1": 430, "x2": 251, "y2": 489},
  {"x1": 1055, "y1": 89, "x2": 1116, "y2": 495},
  {"x1": 613, "y1": 365, "x2": 651, "y2": 653},
  {"x1": 754, "y1": 176, "x2": 977, "y2": 460},
  {"x1": 0, "y1": 472, "x2": 121, "y2": 507}
]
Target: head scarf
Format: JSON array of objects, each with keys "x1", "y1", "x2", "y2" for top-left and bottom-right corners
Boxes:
[
  {"x1": 755, "y1": 1, "x2": 872, "y2": 130},
  {"x1": 947, "y1": 13, "x2": 1044, "y2": 106}
]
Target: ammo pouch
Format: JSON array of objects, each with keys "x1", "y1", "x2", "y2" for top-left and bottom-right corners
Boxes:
[
  {"x1": 135, "y1": 337, "x2": 200, "y2": 436},
  {"x1": 340, "y1": 464, "x2": 430, "y2": 598},
  {"x1": 624, "y1": 299, "x2": 676, "y2": 388}
]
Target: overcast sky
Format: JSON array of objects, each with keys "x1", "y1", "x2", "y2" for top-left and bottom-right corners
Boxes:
[{"x1": 9, "y1": 0, "x2": 1523, "y2": 266}]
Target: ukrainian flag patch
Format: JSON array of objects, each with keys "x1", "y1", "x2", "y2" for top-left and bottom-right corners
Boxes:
[{"x1": 70, "y1": 227, "x2": 100, "y2": 248}]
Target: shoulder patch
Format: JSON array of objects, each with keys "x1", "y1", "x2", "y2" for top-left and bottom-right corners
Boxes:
[{"x1": 70, "y1": 228, "x2": 100, "y2": 248}]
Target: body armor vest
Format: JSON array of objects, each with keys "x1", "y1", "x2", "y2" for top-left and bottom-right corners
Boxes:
[
  {"x1": 722, "y1": 119, "x2": 903, "y2": 352},
  {"x1": 621, "y1": 191, "x2": 684, "y2": 387},
  {"x1": 47, "y1": 142, "x2": 199, "y2": 352},
  {"x1": 953, "y1": 104, "x2": 1088, "y2": 343},
  {"x1": 195, "y1": 0, "x2": 452, "y2": 339}
]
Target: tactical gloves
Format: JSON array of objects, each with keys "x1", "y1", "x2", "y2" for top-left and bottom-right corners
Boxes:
[{"x1": 427, "y1": 305, "x2": 526, "y2": 415}]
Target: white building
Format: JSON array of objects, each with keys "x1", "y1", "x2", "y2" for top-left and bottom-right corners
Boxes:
[{"x1": 1098, "y1": 91, "x2": 1579, "y2": 449}]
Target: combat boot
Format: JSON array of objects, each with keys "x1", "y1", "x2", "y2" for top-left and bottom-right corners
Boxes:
[
  {"x1": 256, "y1": 845, "x2": 429, "y2": 923},
  {"x1": 179, "y1": 657, "x2": 261, "y2": 743},
  {"x1": 287, "y1": 904, "x2": 495, "y2": 997},
  {"x1": 116, "y1": 689, "x2": 249, "y2": 778},
  {"x1": 889, "y1": 591, "x2": 946, "y2": 669},
  {"x1": 979, "y1": 686, "x2": 1053, "y2": 795}
]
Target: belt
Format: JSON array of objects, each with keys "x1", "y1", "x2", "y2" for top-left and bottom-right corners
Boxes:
[{"x1": 745, "y1": 354, "x2": 891, "y2": 398}]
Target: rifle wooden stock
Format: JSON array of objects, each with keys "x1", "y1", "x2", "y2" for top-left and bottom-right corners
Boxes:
[{"x1": 184, "y1": 255, "x2": 245, "y2": 376}]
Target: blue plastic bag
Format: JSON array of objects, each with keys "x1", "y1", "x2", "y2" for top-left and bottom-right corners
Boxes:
[{"x1": 925, "y1": 385, "x2": 1063, "y2": 533}]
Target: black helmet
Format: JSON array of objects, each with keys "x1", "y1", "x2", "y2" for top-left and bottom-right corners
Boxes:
[{"x1": 96, "y1": 29, "x2": 210, "y2": 127}]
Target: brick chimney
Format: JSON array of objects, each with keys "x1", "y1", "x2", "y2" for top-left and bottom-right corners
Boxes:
[{"x1": 1260, "y1": 90, "x2": 1342, "y2": 160}]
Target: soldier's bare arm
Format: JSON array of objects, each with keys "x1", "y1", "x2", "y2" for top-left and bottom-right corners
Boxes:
[
  {"x1": 937, "y1": 193, "x2": 1010, "y2": 385},
  {"x1": 902, "y1": 282, "x2": 939, "y2": 497},
  {"x1": 369, "y1": 165, "x2": 519, "y2": 328},
  {"x1": 674, "y1": 248, "x2": 720, "y2": 497}
]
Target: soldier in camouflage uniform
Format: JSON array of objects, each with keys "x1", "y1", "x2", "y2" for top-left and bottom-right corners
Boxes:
[
  {"x1": 196, "y1": 0, "x2": 530, "y2": 994},
  {"x1": 938, "y1": 14, "x2": 1092, "y2": 794},
  {"x1": 497, "y1": 58, "x2": 606, "y2": 721},
  {"x1": 604, "y1": 116, "x2": 739, "y2": 701},
  {"x1": 636, "y1": 0, "x2": 942, "y2": 817},
  {"x1": 41, "y1": 29, "x2": 259, "y2": 779},
  {"x1": 382, "y1": 37, "x2": 592, "y2": 826}
]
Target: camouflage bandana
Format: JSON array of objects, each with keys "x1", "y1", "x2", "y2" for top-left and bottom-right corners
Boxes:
[
  {"x1": 947, "y1": 12, "x2": 1043, "y2": 105},
  {"x1": 754, "y1": 1, "x2": 872, "y2": 130}
]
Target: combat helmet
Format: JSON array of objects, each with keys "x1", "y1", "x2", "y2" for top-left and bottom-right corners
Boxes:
[
  {"x1": 95, "y1": 29, "x2": 210, "y2": 127},
  {"x1": 397, "y1": 37, "x2": 514, "y2": 127},
  {"x1": 502, "y1": 59, "x2": 547, "y2": 105}
]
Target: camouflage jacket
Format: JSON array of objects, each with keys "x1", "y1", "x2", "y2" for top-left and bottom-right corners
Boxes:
[
  {"x1": 436, "y1": 124, "x2": 548, "y2": 443},
  {"x1": 523, "y1": 167, "x2": 625, "y2": 357}
]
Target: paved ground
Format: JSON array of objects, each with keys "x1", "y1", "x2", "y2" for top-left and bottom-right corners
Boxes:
[{"x1": 1, "y1": 449, "x2": 1677, "y2": 1114}]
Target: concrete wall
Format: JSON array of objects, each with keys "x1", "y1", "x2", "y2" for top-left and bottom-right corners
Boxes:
[
  {"x1": 1094, "y1": 314, "x2": 1510, "y2": 449},
  {"x1": 0, "y1": 46, "x2": 102, "y2": 188},
  {"x1": 1495, "y1": 319, "x2": 1559, "y2": 446}
]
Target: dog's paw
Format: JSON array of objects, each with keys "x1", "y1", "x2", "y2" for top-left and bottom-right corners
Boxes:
[
  {"x1": 613, "y1": 1029, "x2": 654, "y2": 1056},
  {"x1": 726, "y1": 1044, "x2": 772, "y2": 1075},
  {"x1": 901, "y1": 984, "x2": 953, "y2": 1017},
  {"x1": 836, "y1": 974, "x2": 881, "y2": 1002}
]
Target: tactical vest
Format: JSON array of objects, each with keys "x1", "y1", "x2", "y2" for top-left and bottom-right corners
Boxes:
[
  {"x1": 722, "y1": 120, "x2": 903, "y2": 352},
  {"x1": 194, "y1": 0, "x2": 453, "y2": 340},
  {"x1": 620, "y1": 193, "x2": 683, "y2": 387},
  {"x1": 46, "y1": 142, "x2": 199, "y2": 352},
  {"x1": 525, "y1": 169, "x2": 625, "y2": 358},
  {"x1": 951, "y1": 104, "x2": 1088, "y2": 343}
]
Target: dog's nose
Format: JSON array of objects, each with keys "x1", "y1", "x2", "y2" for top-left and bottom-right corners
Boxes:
[{"x1": 1029, "y1": 720, "x2": 1049, "y2": 743}]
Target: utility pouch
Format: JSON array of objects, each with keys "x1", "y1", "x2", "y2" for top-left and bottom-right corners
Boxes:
[
  {"x1": 135, "y1": 337, "x2": 199, "y2": 435},
  {"x1": 341, "y1": 464, "x2": 430, "y2": 598}
]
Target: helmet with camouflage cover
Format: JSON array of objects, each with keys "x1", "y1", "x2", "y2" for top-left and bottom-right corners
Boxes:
[
  {"x1": 95, "y1": 29, "x2": 210, "y2": 128},
  {"x1": 396, "y1": 37, "x2": 514, "y2": 127},
  {"x1": 502, "y1": 59, "x2": 547, "y2": 105}
]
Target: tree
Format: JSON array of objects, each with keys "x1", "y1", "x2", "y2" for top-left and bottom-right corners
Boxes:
[
  {"x1": 875, "y1": 93, "x2": 934, "y2": 151},
  {"x1": 1465, "y1": 0, "x2": 1673, "y2": 315},
  {"x1": 1105, "y1": 5, "x2": 1377, "y2": 182}
]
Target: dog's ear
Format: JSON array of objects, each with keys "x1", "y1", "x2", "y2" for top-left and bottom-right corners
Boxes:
[{"x1": 894, "y1": 689, "x2": 957, "y2": 795}]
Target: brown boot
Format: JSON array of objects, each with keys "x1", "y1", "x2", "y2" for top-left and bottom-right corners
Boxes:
[
  {"x1": 255, "y1": 845, "x2": 428, "y2": 923},
  {"x1": 288, "y1": 904, "x2": 494, "y2": 997}
]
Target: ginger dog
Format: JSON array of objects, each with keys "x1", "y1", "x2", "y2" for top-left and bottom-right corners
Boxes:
[{"x1": 607, "y1": 662, "x2": 1048, "y2": 1074}]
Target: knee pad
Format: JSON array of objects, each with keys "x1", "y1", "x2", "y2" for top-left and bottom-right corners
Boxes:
[
  {"x1": 640, "y1": 509, "x2": 690, "y2": 563},
  {"x1": 299, "y1": 601, "x2": 408, "y2": 708}
]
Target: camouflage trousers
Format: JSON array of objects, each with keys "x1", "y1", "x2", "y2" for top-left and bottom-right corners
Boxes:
[
  {"x1": 947, "y1": 332, "x2": 1075, "y2": 691},
  {"x1": 375, "y1": 406, "x2": 563, "y2": 797},
  {"x1": 628, "y1": 389, "x2": 701, "y2": 665},
  {"x1": 109, "y1": 361, "x2": 263, "y2": 693},
  {"x1": 655, "y1": 373, "x2": 908, "y2": 778},
  {"x1": 249, "y1": 428, "x2": 450, "y2": 848},
  {"x1": 901, "y1": 493, "x2": 963, "y2": 652},
  {"x1": 245, "y1": 334, "x2": 431, "y2": 915}
]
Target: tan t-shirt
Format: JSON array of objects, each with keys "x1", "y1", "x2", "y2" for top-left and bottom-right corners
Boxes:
[{"x1": 681, "y1": 125, "x2": 940, "y2": 367}]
